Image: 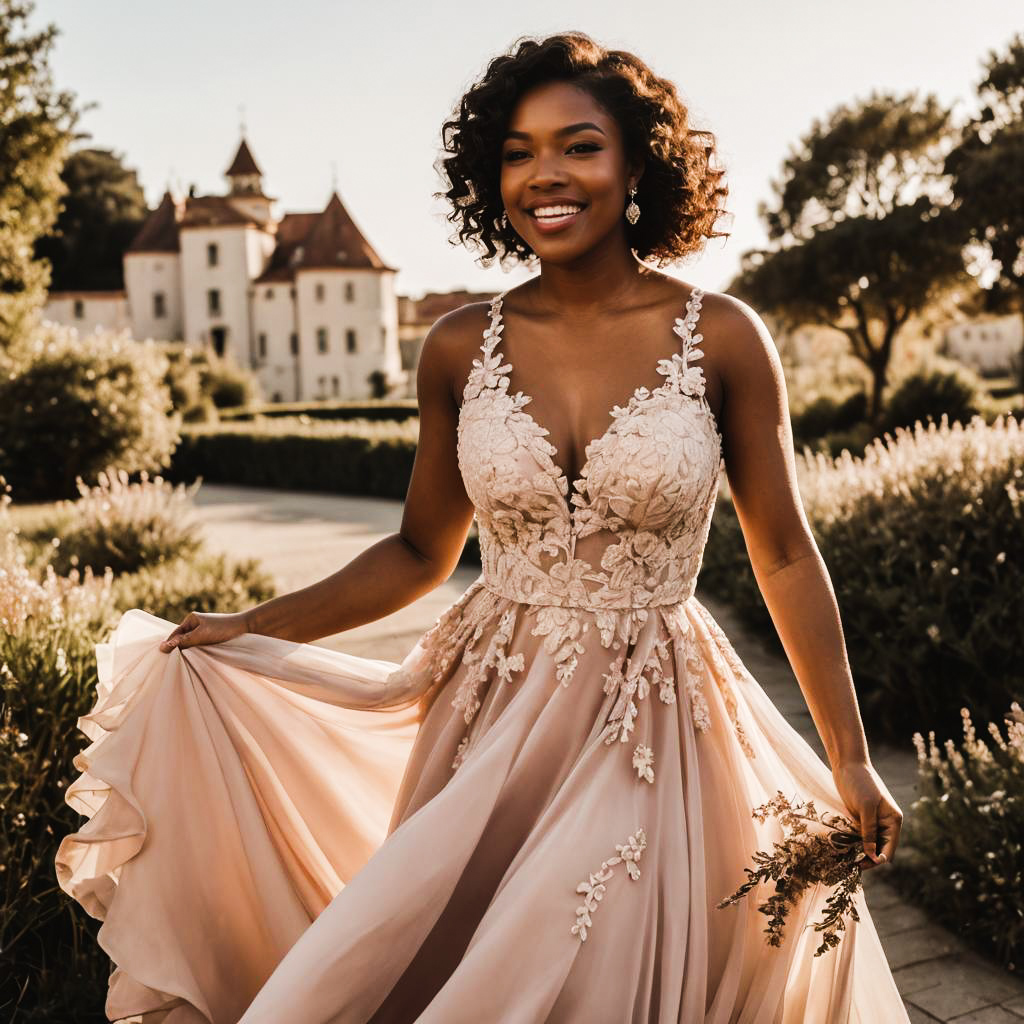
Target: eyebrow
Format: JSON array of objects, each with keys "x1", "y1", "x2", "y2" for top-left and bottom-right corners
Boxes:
[{"x1": 503, "y1": 121, "x2": 607, "y2": 141}]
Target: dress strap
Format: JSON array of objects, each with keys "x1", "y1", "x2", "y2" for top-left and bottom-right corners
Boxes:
[
  {"x1": 482, "y1": 290, "x2": 509, "y2": 357},
  {"x1": 672, "y1": 287, "x2": 706, "y2": 369}
]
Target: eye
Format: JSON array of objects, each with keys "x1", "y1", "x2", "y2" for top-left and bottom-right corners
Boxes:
[
  {"x1": 569, "y1": 142, "x2": 601, "y2": 154},
  {"x1": 502, "y1": 142, "x2": 602, "y2": 162}
]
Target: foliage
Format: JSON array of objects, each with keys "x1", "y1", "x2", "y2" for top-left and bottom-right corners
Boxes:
[
  {"x1": 0, "y1": 324, "x2": 180, "y2": 500},
  {"x1": 791, "y1": 389, "x2": 867, "y2": 447},
  {"x1": 716, "y1": 791, "x2": 869, "y2": 958},
  {"x1": 217, "y1": 397, "x2": 420, "y2": 422},
  {"x1": 169, "y1": 417, "x2": 419, "y2": 499},
  {"x1": 879, "y1": 365, "x2": 981, "y2": 435},
  {"x1": 202, "y1": 354, "x2": 262, "y2": 409},
  {"x1": 701, "y1": 415, "x2": 1024, "y2": 744},
  {"x1": 33, "y1": 147, "x2": 147, "y2": 292},
  {"x1": 0, "y1": 476, "x2": 275, "y2": 1019},
  {"x1": 17, "y1": 469, "x2": 203, "y2": 575},
  {"x1": 887, "y1": 704, "x2": 1024, "y2": 972},
  {"x1": 730, "y1": 91, "x2": 975, "y2": 421},
  {"x1": 0, "y1": 0, "x2": 80, "y2": 349}
]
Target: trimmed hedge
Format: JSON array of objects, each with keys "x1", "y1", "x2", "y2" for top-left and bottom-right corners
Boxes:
[
  {"x1": 217, "y1": 398, "x2": 420, "y2": 423},
  {"x1": 168, "y1": 418, "x2": 418, "y2": 499}
]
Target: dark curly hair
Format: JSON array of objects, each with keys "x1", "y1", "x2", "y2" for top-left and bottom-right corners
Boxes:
[{"x1": 433, "y1": 31, "x2": 731, "y2": 269}]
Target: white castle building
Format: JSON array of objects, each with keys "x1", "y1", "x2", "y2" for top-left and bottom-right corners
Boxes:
[{"x1": 47, "y1": 138, "x2": 406, "y2": 402}]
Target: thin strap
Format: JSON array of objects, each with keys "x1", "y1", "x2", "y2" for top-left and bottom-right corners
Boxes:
[
  {"x1": 482, "y1": 290, "x2": 509, "y2": 356},
  {"x1": 672, "y1": 287, "x2": 705, "y2": 367}
]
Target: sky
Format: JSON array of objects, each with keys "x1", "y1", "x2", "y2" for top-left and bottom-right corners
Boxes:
[{"x1": 33, "y1": 1, "x2": 1022, "y2": 301}]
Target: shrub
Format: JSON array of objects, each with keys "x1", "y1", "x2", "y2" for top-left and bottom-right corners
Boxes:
[
  {"x1": 0, "y1": 325, "x2": 180, "y2": 501},
  {"x1": 791, "y1": 390, "x2": 868, "y2": 446},
  {"x1": 887, "y1": 704, "x2": 1024, "y2": 972},
  {"x1": 18, "y1": 469, "x2": 203, "y2": 576},
  {"x1": 881, "y1": 365, "x2": 981, "y2": 436},
  {"x1": 700, "y1": 414, "x2": 1024, "y2": 745},
  {"x1": 169, "y1": 417, "x2": 419, "y2": 499},
  {"x1": 217, "y1": 398, "x2": 419, "y2": 423}
]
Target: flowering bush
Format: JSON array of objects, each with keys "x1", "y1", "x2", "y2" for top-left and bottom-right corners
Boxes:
[
  {"x1": 886, "y1": 704, "x2": 1024, "y2": 971},
  {"x1": 18, "y1": 468, "x2": 203, "y2": 576},
  {"x1": 0, "y1": 324, "x2": 181, "y2": 501},
  {"x1": 701, "y1": 414, "x2": 1024, "y2": 744}
]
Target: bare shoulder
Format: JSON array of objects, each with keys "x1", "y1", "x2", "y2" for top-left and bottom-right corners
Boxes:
[
  {"x1": 695, "y1": 289, "x2": 782, "y2": 389},
  {"x1": 416, "y1": 299, "x2": 497, "y2": 408}
]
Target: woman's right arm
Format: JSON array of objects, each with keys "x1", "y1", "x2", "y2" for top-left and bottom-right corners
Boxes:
[{"x1": 161, "y1": 307, "x2": 482, "y2": 652}]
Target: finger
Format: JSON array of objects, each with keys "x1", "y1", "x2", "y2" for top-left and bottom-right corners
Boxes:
[
  {"x1": 860, "y1": 801, "x2": 881, "y2": 863},
  {"x1": 877, "y1": 808, "x2": 901, "y2": 864},
  {"x1": 160, "y1": 618, "x2": 196, "y2": 651}
]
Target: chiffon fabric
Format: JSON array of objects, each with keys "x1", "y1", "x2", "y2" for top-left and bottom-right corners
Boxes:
[{"x1": 56, "y1": 287, "x2": 910, "y2": 1022}]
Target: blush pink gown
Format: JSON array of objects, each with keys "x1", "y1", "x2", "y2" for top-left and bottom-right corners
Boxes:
[{"x1": 55, "y1": 287, "x2": 910, "y2": 1022}]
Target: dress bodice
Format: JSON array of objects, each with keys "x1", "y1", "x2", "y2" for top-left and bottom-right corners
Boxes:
[{"x1": 457, "y1": 287, "x2": 724, "y2": 611}]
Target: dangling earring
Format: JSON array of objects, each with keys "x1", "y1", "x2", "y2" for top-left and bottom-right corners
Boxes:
[
  {"x1": 501, "y1": 211, "x2": 509, "y2": 229},
  {"x1": 625, "y1": 184, "x2": 641, "y2": 225}
]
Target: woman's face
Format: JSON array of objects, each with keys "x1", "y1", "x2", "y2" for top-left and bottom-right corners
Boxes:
[{"x1": 500, "y1": 80, "x2": 640, "y2": 265}]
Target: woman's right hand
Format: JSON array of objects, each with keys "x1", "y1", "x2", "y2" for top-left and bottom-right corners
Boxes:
[{"x1": 160, "y1": 611, "x2": 252, "y2": 653}]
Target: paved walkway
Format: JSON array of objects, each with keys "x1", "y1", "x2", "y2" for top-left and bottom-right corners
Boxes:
[{"x1": 192, "y1": 483, "x2": 1024, "y2": 1022}]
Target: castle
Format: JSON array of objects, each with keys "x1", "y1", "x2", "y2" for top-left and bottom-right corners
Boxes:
[{"x1": 45, "y1": 138, "x2": 406, "y2": 403}]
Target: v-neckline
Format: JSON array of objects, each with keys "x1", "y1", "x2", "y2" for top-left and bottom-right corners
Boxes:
[{"x1": 484, "y1": 286, "x2": 707, "y2": 510}]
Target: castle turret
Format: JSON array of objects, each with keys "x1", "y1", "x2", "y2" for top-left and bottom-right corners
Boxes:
[{"x1": 224, "y1": 138, "x2": 274, "y2": 224}]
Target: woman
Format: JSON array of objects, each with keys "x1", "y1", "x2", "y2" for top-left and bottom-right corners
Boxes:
[{"x1": 57, "y1": 31, "x2": 909, "y2": 1023}]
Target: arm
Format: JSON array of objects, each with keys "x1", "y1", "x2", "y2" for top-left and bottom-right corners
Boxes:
[
  {"x1": 714, "y1": 295, "x2": 902, "y2": 866},
  {"x1": 241, "y1": 309, "x2": 479, "y2": 644}
]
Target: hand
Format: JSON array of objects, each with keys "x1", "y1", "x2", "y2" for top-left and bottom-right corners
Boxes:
[
  {"x1": 160, "y1": 611, "x2": 251, "y2": 653},
  {"x1": 831, "y1": 760, "x2": 903, "y2": 871}
]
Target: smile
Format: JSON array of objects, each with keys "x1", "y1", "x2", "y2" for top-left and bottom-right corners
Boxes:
[{"x1": 527, "y1": 204, "x2": 587, "y2": 233}]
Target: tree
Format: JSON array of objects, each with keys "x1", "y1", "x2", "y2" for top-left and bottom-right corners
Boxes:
[
  {"x1": 34, "y1": 147, "x2": 147, "y2": 291},
  {"x1": 0, "y1": 0, "x2": 80, "y2": 349},
  {"x1": 730, "y1": 91, "x2": 974, "y2": 424},
  {"x1": 944, "y1": 33, "x2": 1024, "y2": 387}
]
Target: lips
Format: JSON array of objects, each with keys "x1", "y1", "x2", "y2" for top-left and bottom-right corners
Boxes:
[{"x1": 526, "y1": 204, "x2": 588, "y2": 234}]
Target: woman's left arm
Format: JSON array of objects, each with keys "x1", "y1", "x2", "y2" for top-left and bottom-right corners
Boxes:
[{"x1": 710, "y1": 293, "x2": 902, "y2": 870}]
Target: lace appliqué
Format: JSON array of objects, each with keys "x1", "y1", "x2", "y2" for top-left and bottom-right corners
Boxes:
[
  {"x1": 632, "y1": 744, "x2": 654, "y2": 784},
  {"x1": 571, "y1": 828, "x2": 647, "y2": 942}
]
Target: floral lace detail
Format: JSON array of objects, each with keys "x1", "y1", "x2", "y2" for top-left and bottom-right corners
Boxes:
[
  {"x1": 600, "y1": 636, "x2": 677, "y2": 747},
  {"x1": 570, "y1": 828, "x2": 648, "y2": 942},
  {"x1": 452, "y1": 605, "x2": 524, "y2": 724},
  {"x1": 632, "y1": 744, "x2": 655, "y2": 784},
  {"x1": 457, "y1": 287, "x2": 723, "y2": 613}
]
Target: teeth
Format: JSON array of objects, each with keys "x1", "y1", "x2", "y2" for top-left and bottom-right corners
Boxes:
[{"x1": 532, "y1": 205, "x2": 584, "y2": 219}]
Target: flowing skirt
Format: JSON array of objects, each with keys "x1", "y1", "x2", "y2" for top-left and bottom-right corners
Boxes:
[{"x1": 55, "y1": 576, "x2": 909, "y2": 1023}]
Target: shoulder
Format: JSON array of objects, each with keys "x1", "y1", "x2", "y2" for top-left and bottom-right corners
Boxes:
[
  {"x1": 416, "y1": 298, "x2": 498, "y2": 406},
  {"x1": 694, "y1": 289, "x2": 781, "y2": 382}
]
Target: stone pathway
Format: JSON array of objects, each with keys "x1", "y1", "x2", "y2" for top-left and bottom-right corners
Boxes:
[{"x1": 192, "y1": 483, "x2": 1024, "y2": 1021}]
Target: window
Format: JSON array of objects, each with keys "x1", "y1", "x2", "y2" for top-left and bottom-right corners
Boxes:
[
  {"x1": 315, "y1": 282, "x2": 325, "y2": 302},
  {"x1": 207, "y1": 242, "x2": 219, "y2": 267},
  {"x1": 272, "y1": 391, "x2": 283, "y2": 402},
  {"x1": 331, "y1": 375, "x2": 340, "y2": 396},
  {"x1": 208, "y1": 289, "x2": 221, "y2": 316},
  {"x1": 346, "y1": 329, "x2": 357, "y2": 353},
  {"x1": 345, "y1": 281, "x2": 355, "y2": 302},
  {"x1": 380, "y1": 325, "x2": 386, "y2": 351},
  {"x1": 289, "y1": 332, "x2": 299, "y2": 355},
  {"x1": 153, "y1": 292, "x2": 166, "y2": 318},
  {"x1": 265, "y1": 288, "x2": 274, "y2": 300},
  {"x1": 317, "y1": 327, "x2": 328, "y2": 353},
  {"x1": 73, "y1": 298, "x2": 85, "y2": 319},
  {"x1": 258, "y1": 333, "x2": 267, "y2": 359}
]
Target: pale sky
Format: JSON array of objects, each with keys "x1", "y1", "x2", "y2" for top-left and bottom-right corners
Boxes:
[{"x1": 35, "y1": 1, "x2": 1021, "y2": 300}]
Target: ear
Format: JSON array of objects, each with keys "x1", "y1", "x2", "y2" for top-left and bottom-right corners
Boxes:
[{"x1": 628, "y1": 160, "x2": 645, "y2": 191}]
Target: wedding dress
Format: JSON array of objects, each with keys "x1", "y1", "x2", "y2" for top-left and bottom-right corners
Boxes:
[{"x1": 55, "y1": 286, "x2": 911, "y2": 1022}]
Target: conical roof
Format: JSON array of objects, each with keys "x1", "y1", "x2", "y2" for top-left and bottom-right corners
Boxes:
[
  {"x1": 226, "y1": 138, "x2": 262, "y2": 178},
  {"x1": 126, "y1": 190, "x2": 181, "y2": 253},
  {"x1": 297, "y1": 191, "x2": 390, "y2": 270}
]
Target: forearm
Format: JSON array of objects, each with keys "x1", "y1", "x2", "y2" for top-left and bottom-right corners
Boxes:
[
  {"x1": 751, "y1": 542, "x2": 871, "y2": 769},
  {"x1": 244, "y1": 532, "x2": 447, "y2": 644}
]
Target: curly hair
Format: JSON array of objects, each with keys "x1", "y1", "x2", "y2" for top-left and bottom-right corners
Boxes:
[{"x1": 433, "y1": 31, "x2": 731, "y2": 269}]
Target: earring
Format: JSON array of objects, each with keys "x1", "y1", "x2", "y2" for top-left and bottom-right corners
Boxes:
[
  {"x1": 625, "y1": 184, "x2": 640, "y2": 225},
  {"x1": 501, "y1": 211, "x2": 509, "y2": 229}
]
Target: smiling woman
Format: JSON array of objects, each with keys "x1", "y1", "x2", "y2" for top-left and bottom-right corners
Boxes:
[{"x1": 56, "y1": 30, "x2": 911, "y2": 1024}]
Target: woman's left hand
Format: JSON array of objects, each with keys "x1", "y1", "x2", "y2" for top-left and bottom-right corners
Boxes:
[{"x1": 832, "y1": 760, "x2": 903, "y2": 871}]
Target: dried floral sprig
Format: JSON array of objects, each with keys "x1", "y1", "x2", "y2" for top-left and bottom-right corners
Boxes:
[{"x1": 716, "y1": 790, "x2": 868, "y2": 957}]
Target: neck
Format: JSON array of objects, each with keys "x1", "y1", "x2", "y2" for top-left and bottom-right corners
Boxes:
[{"x1": 531, "y1": 240, "x2": 655, "y2": 316}]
